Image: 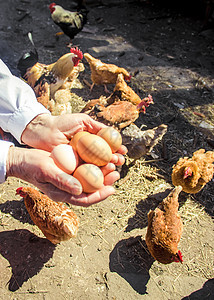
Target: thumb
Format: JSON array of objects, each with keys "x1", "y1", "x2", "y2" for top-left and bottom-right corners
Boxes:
[
  {"x1": 50, "y1": 169, "x2": 83, "y2": 196},
  {"x1": 85, "y1": 116, "x2": 107, "y2": 134}
]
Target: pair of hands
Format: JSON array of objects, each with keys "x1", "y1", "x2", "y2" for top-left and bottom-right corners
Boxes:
[{"x1": 7, "y1": 113, "x2": 127, "y2": 206}]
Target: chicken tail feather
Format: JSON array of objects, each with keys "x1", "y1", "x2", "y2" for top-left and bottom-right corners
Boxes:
[{"x1": 17, "y1": 32, "x2": 38, "y2": 77}]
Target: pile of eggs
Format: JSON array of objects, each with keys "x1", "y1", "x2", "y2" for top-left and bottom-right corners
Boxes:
[{"x1": 51, "y1": 127, "x2": 122, "y2": 193}]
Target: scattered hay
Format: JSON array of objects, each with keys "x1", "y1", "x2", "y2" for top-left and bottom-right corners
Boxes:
[
  {"x1": 88, "y1": 157, "x2": 171, "y2": 233},
  {"x1": 69, "y1": 93, "x2": 86, "y2": 113},
  {"x1": 179, "y1": 197, "x2": 214, "y2": 279}
]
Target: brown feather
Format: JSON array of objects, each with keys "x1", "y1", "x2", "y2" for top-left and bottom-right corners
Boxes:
[
  {"x1": 35, "y1": 81, "x2": 50, "y2": 109},
  {"x1": 17, "y1": 187, "x2": 79, "y2": 244},
  {"x1": 172, "y1": 149, "x2": 214, "y2": 193},
  {"x1": 96, "y1": 101, "x2": 140, "y2": 129},
  {"x1": 84, "y1": 53, "x2": 131, "y2": 87},
  {"x1": 113, "y1": 73, "x2": 141, "y2": 105},
  {"x1": 23, "y1": 52, "x2": 80, "y2": 98},
  {"x1": 145, "y1": 186, "x2": 183, "y2": 264}
]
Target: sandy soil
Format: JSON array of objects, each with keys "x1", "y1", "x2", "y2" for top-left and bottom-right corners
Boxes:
[{"x1": 0, "y1": 0, "x2": 214, "y2": 299}]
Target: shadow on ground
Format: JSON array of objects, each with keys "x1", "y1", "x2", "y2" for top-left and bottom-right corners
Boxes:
[
  {"x1": 109, "y1": 237, "x2": 155, "y2": 295},
  {"x1": 0, "y1": 229, "x2": 56, "y2": 291}
]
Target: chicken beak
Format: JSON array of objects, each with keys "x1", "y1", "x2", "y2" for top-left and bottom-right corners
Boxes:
[{"x1": 176, "y1": 250, "x2": 183, "y2": 263}]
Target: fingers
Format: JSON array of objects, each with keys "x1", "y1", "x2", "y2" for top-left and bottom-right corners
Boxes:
[
  {"x1": 111, "y1": 153, "x2": 126, "y2": 166},
  {"x1": 100, "y1": 163, "x2": 120, "y2": 185},
  {"x1": 85, "y1": 116, "x2": 107, "y2": 134},
  {"x1": 49, "y1": 158, "x2": 121, "y2": 197},
  {"x1": 104, "y1": 171, "x2": 120, "y2": 185},
  {"x1": 39, "y1": 162, "x2": 119, "y2": 207},
  {"x1": 54, "y1": 172, "x2": 83, "y2": 195},
  {"x1": 66, "y1": 186, "x2": 116, "y2": 207},
  {"x1": 43, "y1": 162, "x2": 83, "y2": 196},
  {"x1": 85, "y1": 186, "x2": 116, "y2": 205},
  {"x1": 41, "y1": 183, "x2": 115, "y2": 207},
  {"x1": 111, "y1": 144, "x2": 127, "y2": 166},
  {"x1": 117, "y1": 145, "x2": 128, "y2": 155},
  {"x1": 37, "y1": 152, "x2": 121, "y2": 206},
  {"x1": 100, "y1": 162, "x2": 116, "y2": 175}
]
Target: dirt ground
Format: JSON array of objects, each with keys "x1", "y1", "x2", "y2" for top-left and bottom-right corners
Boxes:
[{"x1": 0, "y1": 0, "x2": 214, "y2": 299}]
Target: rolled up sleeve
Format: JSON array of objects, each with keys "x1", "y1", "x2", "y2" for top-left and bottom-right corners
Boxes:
[{"x1": 0, "y1": 59, "x2": 50, "y2": 144}]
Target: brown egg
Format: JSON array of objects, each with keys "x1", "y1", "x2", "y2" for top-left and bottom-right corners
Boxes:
[
  {"x1": 76, "y1": 134, "x2": 112, "y2": 166},
  {"x1": 73, "y1": 164, "x2": 104, "y2": 193},
  {"x1": 70, "y1": 131, "x2": 90, "y2": 151},
  {"x1": 51, "y1": 144, "x2": 78, "y2": 174},
  {"x1": 97, "y1": 127, "x2": 122, "y2": 153}
]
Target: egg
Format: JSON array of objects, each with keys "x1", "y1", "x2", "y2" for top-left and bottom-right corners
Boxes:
[
  {"x1": 76, "y1": 133, "x2": 112, "y2": 166},
  {"x1": 97, "y1": 127, "x2": 122, "y2": 153},
  {"x1": 51, "y1": 144, "x2": 78, "y2": 174},
  {"x1": 73, "y1": 164, "x2": 104, "y2": 193},
  {"x1": 70, "y1": 131, "x2": 90, "y2": 151}
]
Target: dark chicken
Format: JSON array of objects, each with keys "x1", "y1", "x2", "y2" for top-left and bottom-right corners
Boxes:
[
  {"x1": 121, "y1": 123, "x2": 167, "y2": 159},
  {"x1": 49, "y1": 2, "x2": 88, "y2": 41}
]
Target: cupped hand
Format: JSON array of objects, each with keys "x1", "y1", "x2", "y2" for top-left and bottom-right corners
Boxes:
[
  {"x1": 21, "y1": 113, "x2": 107, "y2": 151},
  {"x1": 6, "y1": 147, "x2": 120, "y2": 206},
  {"x1": 21, "y1": 112, "x2": 127, "y2": 165},
  {"x1": 46, "y1": 162, "x2": 120, "y2": 207}
]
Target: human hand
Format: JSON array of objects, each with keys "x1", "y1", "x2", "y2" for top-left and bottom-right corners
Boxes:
[
  {"x1": 6, "y1": 146, "x2": 120, "y2": 206},
  {"x1": 21, "y1": 113, "x2": 127, "y2": 165}
]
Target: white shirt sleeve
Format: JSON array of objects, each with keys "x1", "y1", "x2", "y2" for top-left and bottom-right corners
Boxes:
[
  {"x1": 0, "y1": 59, "x2": 50, "y2": 144},
  {"x1": 0, "y1": 140, "x2": 14, "y2": 183},
  {"x1": 0, "y1": 59, "x2": 50, "y2": 184}
]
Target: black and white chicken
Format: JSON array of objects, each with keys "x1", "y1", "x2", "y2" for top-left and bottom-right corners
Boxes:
[{"x1": 49, "y1": 2, "x2": 88, "y2": 42}]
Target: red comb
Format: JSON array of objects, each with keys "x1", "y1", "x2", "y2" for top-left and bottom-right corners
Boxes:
[
  {"x1": 16, "y1": 187, "x2": 23, "y2": 195},
  {"x1": 70, "y1": 47, "x2": 83, "y2": 60},
  {"x1": 136, "y1": 101, "x2": 146, "y2": 113},
  {"x1": 49, "y1": 3, "x2": 56, "y2": 9},
  {"x1": 136, "y1": 94, "x2": 153, "y2": 112},
  {"x1": 143, "y1": 94, "x2": 153, "y2": 107},
  {"x1": 125, "y1": 75, "x2": 131, "y2": 81}
]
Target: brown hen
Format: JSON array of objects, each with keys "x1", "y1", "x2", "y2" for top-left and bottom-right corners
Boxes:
[
  {"x1": 84, "y1": 53, "x2": 131, "y2": 93},
  {"x1": 81, "y1": 91, "x2": 152, "y2": 129},
  {"x1": 81, "y1": 90, "x2": 165, "y2": 159},
  {"x1": 145, "y1": 186, "x2": 183, "y2": 264},
  {"x1": 172, "y1": 149, "x2": 214, "y2": 194},
  {"x1": 95, "y1": 100, "x2": 142, "y2": 129},
  {"x1": 113, "y1": 73, "x2": 153, "y2": 107},
  {"x1": 16, "y1": 187, "x2": 79, "y2": 244},
  {"x1": 82, "y1": 88, "x2": 153, "y2": 127}
]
